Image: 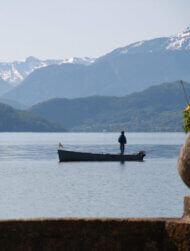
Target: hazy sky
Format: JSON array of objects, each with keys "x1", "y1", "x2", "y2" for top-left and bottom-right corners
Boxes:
[{"x1": 0, "y1": 0, "x2": 190, "y2": 61}]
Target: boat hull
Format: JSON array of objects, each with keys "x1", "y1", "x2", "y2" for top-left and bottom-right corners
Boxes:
[{"x1": 58, "y1": 149, "x2": 146, "y2": 162}]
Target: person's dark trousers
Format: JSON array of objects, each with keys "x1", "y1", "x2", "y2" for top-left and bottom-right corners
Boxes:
[{"x1": 120, "y1": 144, "x2": 125, "y2": 155}]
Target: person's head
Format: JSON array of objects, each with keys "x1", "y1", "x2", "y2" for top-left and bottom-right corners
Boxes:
[{"x1": 121, "y1": 131, "x2": 125, "y2": 135}]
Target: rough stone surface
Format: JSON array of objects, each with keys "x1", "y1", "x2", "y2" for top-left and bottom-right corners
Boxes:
[
  {"x1": 0, "y1": 218, "x2": 189, "y2": 250},
  {"x1": 178, "y1": 135, "x2": 190, "y2": 187},
  {"x1": 183, "y1": 196, "x2": 190, "y2": 219}
]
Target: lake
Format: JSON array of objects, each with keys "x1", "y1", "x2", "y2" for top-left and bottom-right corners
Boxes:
[{"x1": 0, "y1": 132, "x2": 188, "y2": 219}]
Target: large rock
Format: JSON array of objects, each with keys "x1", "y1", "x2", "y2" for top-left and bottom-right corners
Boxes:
[{"x1": 178, "y1": 135, "x2": 190, "y2": 187}]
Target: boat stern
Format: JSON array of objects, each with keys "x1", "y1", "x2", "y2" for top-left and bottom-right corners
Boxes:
[{"x1": 138, "y1": 151, "x2": 146, "y2": 160}]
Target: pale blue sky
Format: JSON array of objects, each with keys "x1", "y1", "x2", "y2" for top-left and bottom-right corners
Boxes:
[{"x1": 0, "y1": 0, "x2": 190, "y2": 61}]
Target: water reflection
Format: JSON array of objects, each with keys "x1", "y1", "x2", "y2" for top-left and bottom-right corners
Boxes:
[
  {"x1": 0, "y1": 132, "x2": 188, "y2": 219},
  {"x1": 0, "y1": 143, "x2": 183, "y2": 161}
]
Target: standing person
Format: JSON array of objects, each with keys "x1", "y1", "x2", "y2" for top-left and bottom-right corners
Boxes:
[{"x1": 118, "y1": 131, "x2": 127, "y2": 155}]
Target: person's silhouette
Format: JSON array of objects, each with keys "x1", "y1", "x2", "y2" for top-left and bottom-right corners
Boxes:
[{"x1": 118, "y1": 131, "x2": 127, "y2": 155}]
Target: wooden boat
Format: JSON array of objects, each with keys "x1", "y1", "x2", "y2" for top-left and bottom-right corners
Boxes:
[{"x1": 58, "y1": 149, "x2": 146, "y2": 162}]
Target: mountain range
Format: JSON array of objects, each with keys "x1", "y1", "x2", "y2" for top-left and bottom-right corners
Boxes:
[
  {"x1": 0, "y1": 56, "x2": 95, "y2": 86},
  {"x1": 28, "y1": 81, "x2": 189, "y2": 132},
  {"x1": 2, "y1": 27, "x2": 190, "y2": 106},
  {"x1": 0, "y1": 77, "x2": 12, "y2": 95}
]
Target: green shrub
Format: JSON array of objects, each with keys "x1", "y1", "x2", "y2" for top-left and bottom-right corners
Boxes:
[{"x1": 183, "y1": 105, "x2": 190, "y2": 133}]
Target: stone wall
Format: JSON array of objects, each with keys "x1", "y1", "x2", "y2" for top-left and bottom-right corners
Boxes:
[{"x1": 0, "y1": 217, "x2": 190, "y2": 250}]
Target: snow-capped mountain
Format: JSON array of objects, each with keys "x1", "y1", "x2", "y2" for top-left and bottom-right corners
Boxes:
[
  {"x1": 1, "y1": 27, "x2": 189, "y2": 87},
  {"x1": 61, "y1": 57, "x2": 95, "y2": 65},
  {"x1": 0, "y1": 56, "x2": 95, "y2": 86},
  {"x1": 166, "y1": 27, "x2": 190, "y2": 50},
  {"x1": 3, "y1": 27, "x2": 190, "y2": 106},
  {"x1": 98, "y1": 27, "x2": 190, "y2": 60}
]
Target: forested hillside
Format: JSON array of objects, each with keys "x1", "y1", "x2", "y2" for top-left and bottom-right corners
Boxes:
[
  {"x1": 0, "y1": 103, "x2": 66, "y2": 132},
  {"x1": 28, "y1": 81, "x2": 189, "y2": 132}
]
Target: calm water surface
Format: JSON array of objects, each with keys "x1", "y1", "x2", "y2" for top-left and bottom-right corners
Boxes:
[{"x1": 0, "y1": 132, "x2": 188, "y2": 219}]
